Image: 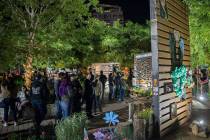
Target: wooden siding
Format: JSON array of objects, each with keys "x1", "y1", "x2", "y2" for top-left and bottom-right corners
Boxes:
[{"x1": 150, "y1": 0, "x2": 192, "y2": 137}]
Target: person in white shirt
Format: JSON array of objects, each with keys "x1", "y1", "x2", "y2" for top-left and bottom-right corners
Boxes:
[{"x1": 16, "y1": 85, "x2": 29, "y2": 118}]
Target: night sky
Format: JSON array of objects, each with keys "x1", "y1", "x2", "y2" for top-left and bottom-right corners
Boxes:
[{"x1": 100, "y1": 0, "x2": 150, "y2": 24}]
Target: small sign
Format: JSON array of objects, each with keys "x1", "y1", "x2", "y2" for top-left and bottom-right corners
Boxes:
[
  {"x1": 153, "y1": 79, "x2": 158, "y2": 87},
  {"x1": 170, "y1": 103, "x2": 177, "y2": 119},
  {"x1": 164, "y1": 82, "x2": 173, "y2": 93}
]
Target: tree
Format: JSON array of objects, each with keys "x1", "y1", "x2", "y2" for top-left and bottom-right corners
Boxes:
[
  {"x1": 94, "y1": 21, "x2": 150, "y2": 67},
  {"x1": 1, "y1": 0, "x2": 98, "y2": 87},
  {"x1": 0, "y1": 0, "x2": 150, "y2": 75},
  {"x1": 183, "y1": 0, "x2": 210, "y2": 67}
]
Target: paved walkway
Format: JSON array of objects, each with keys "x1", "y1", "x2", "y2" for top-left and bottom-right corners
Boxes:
[{"x1": 162, "y1": 99, "x2": 210, "y2": 140}]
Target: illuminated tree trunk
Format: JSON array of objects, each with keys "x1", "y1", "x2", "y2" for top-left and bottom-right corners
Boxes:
[{"x1": 23, "y1": 56, "x2": 33, "y2": 89}]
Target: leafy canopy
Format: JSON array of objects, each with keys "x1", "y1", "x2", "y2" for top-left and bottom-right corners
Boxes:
[{"x1": 183, "y1": 0, "x2": 210, "y2": 67}]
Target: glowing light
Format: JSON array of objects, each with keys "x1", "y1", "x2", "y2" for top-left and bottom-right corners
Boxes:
[
  {"x1": 199, "y1": 95, "x2": 205, "y2": 101},
  {"x1": 199, "y1": 120, "x2": 204, "y2": 125}
]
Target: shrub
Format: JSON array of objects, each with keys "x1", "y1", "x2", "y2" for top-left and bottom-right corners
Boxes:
[
  {"x1": 55, "y1": 112, "x2": 87, "y2": 140},
  {"x1": 137, "y1": 108, "x2": 153, "y2": 120}
]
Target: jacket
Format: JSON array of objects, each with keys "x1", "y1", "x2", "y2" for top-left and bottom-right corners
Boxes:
[
  {"x1": 95, "y1": 81, "x2": 102, "y2": 96},
  {"x1": 0, "y1": 85, "x2": 10, "y2": 99}
]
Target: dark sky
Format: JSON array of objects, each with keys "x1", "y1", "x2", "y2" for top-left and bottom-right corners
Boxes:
[{"x1": 100, "y1": 0, "x2": 150, "y2": 24}]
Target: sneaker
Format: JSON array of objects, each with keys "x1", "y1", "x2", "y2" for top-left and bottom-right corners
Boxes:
[
  {"x1": 3, "y1": 122, "x2": 7, "y2": 127},
  {"x1": 14, "y1": 122, "x2": 17, "y2": 126}
]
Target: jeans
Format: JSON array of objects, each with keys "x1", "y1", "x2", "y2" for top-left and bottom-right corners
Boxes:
[
  {"x1": 55, "y1": 100, "x2": 62, "y2": 120},
  {"x1": 119, "y1": 88, "x2": 125, "y2": 101},
  {"x1": 31, "y1": 100, "x2": 47, "y2": 126},
  {"x1": 93, "y1": 94, "x2": 102, "y2": 114},
  {"x1": 101, "y1": 84, "x2": 105, "y2": 102},
  {"x1": 3, "y1": 98, "x2": 17, "y2": 122},
  {"x1": 109, "y1": 85, "x2": 114, "y2": 100},
  {"x1": 86, "y1": 96, "x2": 93, "y2": 118},
  {"x1": 115, "y1": 85, "x2": 120, "y2": 99},
  {"x1": 60, "y1": 100, "x2": 70, "y2": 119},
  {"x1": 0, "y1": 100, "x2": 5, "y2": 108}
]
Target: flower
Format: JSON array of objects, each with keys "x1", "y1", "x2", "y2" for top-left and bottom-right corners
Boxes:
[
  {"x1": 103, "y1": 112, "x2": 119, "y2": 126},
  {"x1": 93, "y1": 131, "x2": 105, "y2": 140}
]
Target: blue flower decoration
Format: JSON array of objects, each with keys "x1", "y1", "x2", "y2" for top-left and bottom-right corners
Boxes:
[{"x1": 103, "y1": 112, "x2": 119, "y2": 126}]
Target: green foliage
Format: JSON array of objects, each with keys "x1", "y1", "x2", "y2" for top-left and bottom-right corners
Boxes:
[
  {"x1": 183, "y1": 0, "x2": 210, "y2": 67},
  {"x1": 84, "y1": 20, "x2": 150, "y2": 67},
  {"x1": 137, "y1": 108, "x2": 153, "y2": 120},
  {"x1": 0, "y1": 0, "x2": 99, "y2": 70},
  {"x1": 55, "y1": 112, "x2": 87, "y2": 140},
  {"x1": 0, "y1": 0, "x2": 150, "y2": 70},
  {"x1": 132, "y1": 87, "x2": 152, "y2": 97}
]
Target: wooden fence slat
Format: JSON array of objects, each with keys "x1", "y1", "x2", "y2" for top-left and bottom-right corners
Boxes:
[
  {"x1": 160, "y1": 107, "x2": 170, "y2": 116},
  {"x1": 157, "y1": 17, "x2": 189, "y2": 36},
  {"x1": 177, "y1": 105, "x2": 188, "y2": 115},
  {"x1": 160, "y1": 114, "x2": 171, "y2": 124},
  {"x1": 159, "y1": 97, "x2": 179, "y2": 109},
  {"x1": 159, "y1": 51, "x2": 190, "y2": 61},
  {"x1": 159, "y1": 92, "x2": 177, "y2": 102},
  {"x1": 158, "y1": 42, "x2": 191, "y2": 54}
]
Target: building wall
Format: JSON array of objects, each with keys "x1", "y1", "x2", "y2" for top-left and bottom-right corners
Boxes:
[
  {"x1": 93, "y1": 4, "x2": 124, "y2": 25},
  {"x1": 150, "y1": 0, "x2": 192, "y2": 137},
  {"x1": 133, "y1": 53, "x2": 152, "y2": 87}
]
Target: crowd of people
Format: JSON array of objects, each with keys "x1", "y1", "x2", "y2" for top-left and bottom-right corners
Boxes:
[{"x1": 0, "y1": 68, "x2": 129, "y2": 131}]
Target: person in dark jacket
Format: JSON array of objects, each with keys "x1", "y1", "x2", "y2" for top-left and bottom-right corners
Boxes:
[
  {"x1": 30, "y1": 74, "x2": 47, "y2": 131},
  {"x1": 88, "y1": 68, "x2": 94, "y2": 82},
  {"x1": 114, "y1": 72, "x2": 121, "y2": 99},
  {"x1": 71, "y1": 74, "x2": 83, "y2": 113},
  {"x1": 99, "y1": 71, "x2": 107, "y2": 102},
  {"x1": 0, "y1": 74, "x2": 18, "y2": 127},
  {"x1": 108, "y1": 73, "x2": 114, "y2": 101},
  {"x1": 84, "y1": 74, "x2": 94, "y2": 119}
]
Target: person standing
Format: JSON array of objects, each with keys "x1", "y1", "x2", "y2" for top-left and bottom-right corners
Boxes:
[
  {"x1": 16, "y1": 85, "x2": 29, "y2": 118},
  {"x1": 93, "y1": 76, "x2": 102, "y2": 115},
  {"x1": 53, "y1": 72, "x2": 62, "y2": 120},
  {"x1": 114, "y1": 72, "x2": 121, "y2": 99},
  {"x1": 84, "y1": 74, "x2": 94, "y2": 119},
  {"x1": 99, "y1": 71, "x2": 107, "y2": 102},
  {"x1": 58, "y1": 73, "x2": 72, "y2": 119},
  {"x1": 88, "y1": 68, "x2": 95, "y2": 82},
  {"x1": 0, "y1": 74, "x2": 17, "y2": 127},
  {"x1": 71, "y1": 74, "x2": 83, "y2": 113},
  {"x1": 108, "y1": 73, "x2": 114, "y2": 101},
  {"x1": 30, "y1": 74, "x2": 47, "y2": 132},
  {"x1": 119, "y1": 78, "x2": 127, "y2": 102}
]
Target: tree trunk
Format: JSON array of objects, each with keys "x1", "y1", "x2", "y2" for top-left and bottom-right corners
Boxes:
[{"x1": 23, "y1": 56, "x2": 33, "y2": 90}]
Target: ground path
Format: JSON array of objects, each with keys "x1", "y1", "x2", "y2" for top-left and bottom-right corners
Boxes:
[{"x1": 162, "y1": 99, "x2": 210, "y2": 140}]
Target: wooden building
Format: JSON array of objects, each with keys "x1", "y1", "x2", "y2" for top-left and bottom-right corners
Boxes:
[{"x1": 150, "y1": 0, "x2": 192, "y2": 137}]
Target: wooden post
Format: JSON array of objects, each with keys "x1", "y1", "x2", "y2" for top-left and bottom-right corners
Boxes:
[
  {"x1": 128, "y1": 103, "x2": 133, "y2": 122},
  {"x1": 150, "y1": 0, "x2": 160, "y2": 138}
]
